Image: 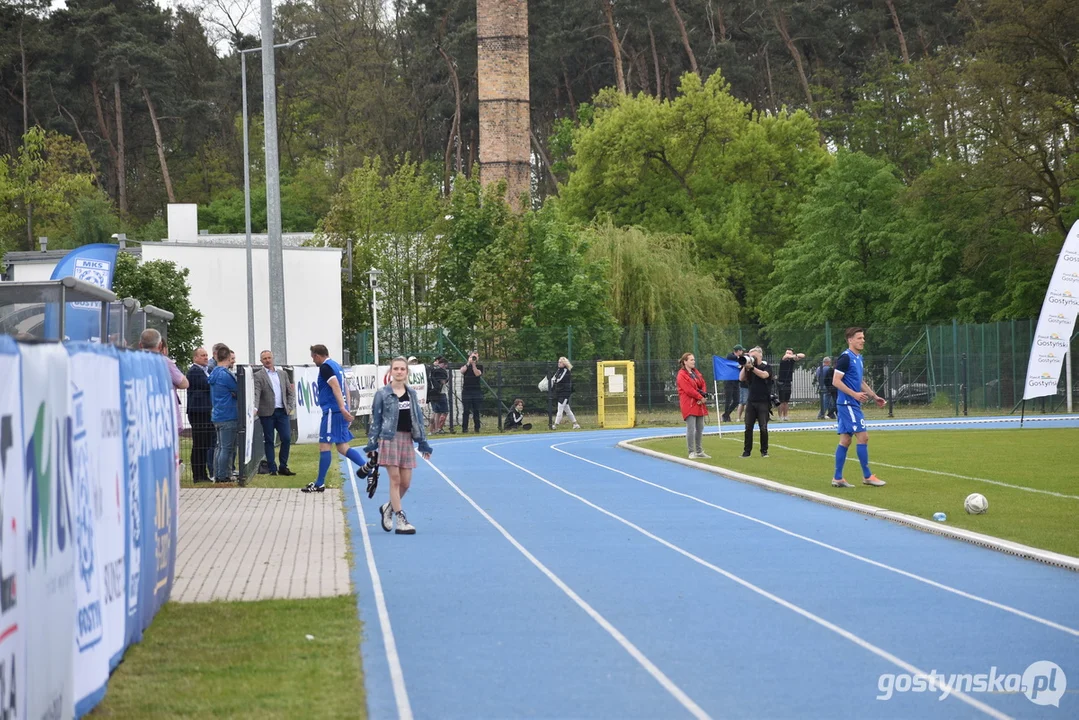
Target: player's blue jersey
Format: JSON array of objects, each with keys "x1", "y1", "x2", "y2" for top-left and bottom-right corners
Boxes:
[
  {"x1": 835, "y1": 349, "x2": 864, "y2": 406},
  {"x1": 317, "y1": 358, "x2": 346, "y2": 411}
]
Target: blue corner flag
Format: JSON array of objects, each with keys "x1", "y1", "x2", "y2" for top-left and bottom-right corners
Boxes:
[{"x1": 712, "y1": 355, "x2": 741, "y2": 382}]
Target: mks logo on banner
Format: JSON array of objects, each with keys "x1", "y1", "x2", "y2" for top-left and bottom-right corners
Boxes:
[{"x1": 44, "y1": 243, "x2": 120, "y2": 342}]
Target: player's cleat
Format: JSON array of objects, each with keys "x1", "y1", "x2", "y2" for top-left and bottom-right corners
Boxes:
[
  {"x1": 395, "y1": 510, "x2": 416, "y2": 535},
  {"x1": 863, "y1": 475, "x2": 886, "y2": 487},
  {"x1": 301, "y1": 482, "x2": 325, "y2": 493},
  {"x1": 832, "y1": 478, "x2": 853, "y2": 488},
  {"x1": 366, "y1": 467, "x2": 380, "y2": 499},
  {"x1": 380, "y1": 502, "x2": 394, "y2": 532}
]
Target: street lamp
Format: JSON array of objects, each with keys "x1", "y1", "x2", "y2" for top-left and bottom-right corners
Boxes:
[
  {"x1": 240, "y1": 34, "x2": 314, "y2": 364},
  {"x1": 367, "y1": 267, "x2": 383, "y2": 366}
]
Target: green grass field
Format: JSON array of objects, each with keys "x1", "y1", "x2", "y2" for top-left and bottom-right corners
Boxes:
[
  {"x1": 89, "y1": 596, "x2": 365, "y2": 719},
  {"x1": 636, "y1": 427, "x2": 1079, "y2": 557}
]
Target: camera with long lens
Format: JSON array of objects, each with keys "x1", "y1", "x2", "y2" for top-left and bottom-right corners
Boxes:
[{"x1": 356, "y1": 451, "x2": 380, "y2": 498}]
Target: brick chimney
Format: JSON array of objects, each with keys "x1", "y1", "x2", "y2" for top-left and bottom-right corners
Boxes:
[{"x1": 477, "y1": 0, "x2": 531, "y2": 211}]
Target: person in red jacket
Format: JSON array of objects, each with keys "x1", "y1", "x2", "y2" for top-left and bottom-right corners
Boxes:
[{"x1": 677, "y1": 352, "x2": 710, "y2": 459}]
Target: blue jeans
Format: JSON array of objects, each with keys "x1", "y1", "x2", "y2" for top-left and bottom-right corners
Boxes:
[
  {"x1": 819, "y1": 392, "x2": 836, "y2": 417},
  {"x1": 214, "y1": 420, "x2": 238, "y2": 480},
  {"x1": 260, "y1": 408, "x2": 291, "y2": 472}
]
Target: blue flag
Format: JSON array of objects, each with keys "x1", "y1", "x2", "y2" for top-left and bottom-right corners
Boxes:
[
  {"x1": 713, "y1": 354, "x2": 741, "y2": 381},
  {"x1": 45, "y1": 243, "x2": 119, "y2": 341}
]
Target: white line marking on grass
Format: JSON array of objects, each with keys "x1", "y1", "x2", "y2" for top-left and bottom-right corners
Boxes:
[
  {"x1": 751, "y1": 439, "x2": 1079, "y2": 500},
  {"x1": 343, "y1": 460, "x2": 414, "y2": 720},
  {"x1": 482, "y1": 445, "x2": 1012, "y2": 720},
  {"x1": 421, "y1": 454, "x2": 712, "y2": 720},
  {"x1": 551, "y1": 442, "x2": 1079, "y2": 639}
]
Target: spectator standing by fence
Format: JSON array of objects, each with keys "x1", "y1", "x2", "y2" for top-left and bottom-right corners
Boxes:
[
  {"x1": 677, "y1": 353, "x2": 710, "y2": 459},
  {"x1": 460, "y1": 351, "x2": 484, "y2": 433},
  {"x1": 722, "y1": 344, "x2": 745, "y2": 421},
  {"x1": 253, "y1": 350, "x2": 295, "y2": 476},
  {"x1": 186, "y1": 347, "x2": 214, "y2": 482},
  {"x1": 776, "y1": 348, "x2": 805, "y2": 421},
  {"x1": 815, "y1": 357, "x2": 836, "y2": 420},
  {"x1": 551, "y1": 356, "x2": 580, "y2": 430},
  {"x1": 365, "y1": 356, "x2": 433, "y2": 534},
  {"x1": 208, "y1": 345, "x2": 237, "y2": 483}
]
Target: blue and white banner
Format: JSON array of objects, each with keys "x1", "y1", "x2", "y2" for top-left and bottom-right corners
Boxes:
[
  {"x1": 45, "y1": 244, "x2": 120, "y2": 342},
  {"x1": 294, "y1": 366, "x2": 323, "y2": 444},
  {"x1": 1024, "y1": 220, "x2": 1079, "y2": 400},
  {"x1": 68, "y1": 344, "x2": 126, "y2": 715},
  {"x1": 118, "y1": 351, "x2": 178, "y2": 642},
  {"x1": 0, "y1": 337, "x2": 25, "y2": 720},
  {"x1": 22, "y1": 343, "x2": 76, "y2": 720}
]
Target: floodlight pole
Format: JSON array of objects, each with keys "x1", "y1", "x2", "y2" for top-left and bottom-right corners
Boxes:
[{"x1": 368, "y1": 267, "x2": 382, "y2": 365}]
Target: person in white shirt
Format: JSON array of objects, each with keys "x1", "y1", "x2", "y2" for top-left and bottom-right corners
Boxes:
[{"x1": 253, "y1": 350, "x2": 296, "y2": 476}]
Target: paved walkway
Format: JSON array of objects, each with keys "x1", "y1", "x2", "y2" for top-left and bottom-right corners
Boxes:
[{"x1": 173, "y1": 487, "x2": 351, "y2": 603}]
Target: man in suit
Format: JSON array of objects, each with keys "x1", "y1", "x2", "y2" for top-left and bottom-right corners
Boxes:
[
  {"x1": 253, "y1": 349, "x2": 296, "y2": 476},
  {"x1": 185, "y1": 346, "x2": 214, "y2": 482}
]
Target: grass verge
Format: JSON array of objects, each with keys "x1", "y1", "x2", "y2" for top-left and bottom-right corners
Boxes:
[
  {"x1": 90, "y1": 596, "x2": 364, "y2": 719},
  {"x1": 635, "y1": 427, "x2": 1079, "y2": 557}
]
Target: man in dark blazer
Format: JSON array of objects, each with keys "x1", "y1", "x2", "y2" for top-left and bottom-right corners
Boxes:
[
  {"x1": 253, "y1": 349, "x2": 296, "y2": 476},
  {"x1": 185, "y1": 346, "x2": 214, "y2": 482}
]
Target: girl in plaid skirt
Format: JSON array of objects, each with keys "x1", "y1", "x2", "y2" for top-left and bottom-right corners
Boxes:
[{"x1": 365, "y1": 356, "x2": 433, "y2": 534}]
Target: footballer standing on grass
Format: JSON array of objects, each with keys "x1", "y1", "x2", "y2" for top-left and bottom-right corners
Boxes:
[{"x1": 831, "y1": 327, "x2": 887, "y2": 488}]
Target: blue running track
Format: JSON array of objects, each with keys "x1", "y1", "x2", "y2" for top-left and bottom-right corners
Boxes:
[{"x1": 341, "y1": 420, "x2": 1079, "y2": 720}]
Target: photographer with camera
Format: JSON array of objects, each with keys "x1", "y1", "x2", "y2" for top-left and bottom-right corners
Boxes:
[
  {"x1": 740, "y1": 346, "x2": 773, "y2": 458},
  {"x1": 460, "y1": 350, "x2": 484, "y2": 433}
]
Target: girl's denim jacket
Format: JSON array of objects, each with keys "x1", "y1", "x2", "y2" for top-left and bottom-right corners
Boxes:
[{"x1": 364, "y1": 384, "x2": 434, "y2": 455}]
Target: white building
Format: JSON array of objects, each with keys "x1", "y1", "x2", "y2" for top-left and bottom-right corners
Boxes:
[{"x1": 2, "y1": 204, "x2": 344, "y2": 364}]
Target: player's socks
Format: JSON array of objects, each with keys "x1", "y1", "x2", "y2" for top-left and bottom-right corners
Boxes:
[
  {"x1": 856, "y1": 444, "x2": 871, "y2": 478},
  {"x1": 315, "y1": 450, "x2": 331, "y2": 487},
  {"x1": 834, "y1": 444, "x2": 848, "y2": 480},
  {"x1": 344, "y1": 448, "x2": 365, "y2": 466}
]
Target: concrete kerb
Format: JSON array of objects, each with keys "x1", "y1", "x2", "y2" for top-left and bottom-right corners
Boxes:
[{"x1": 619, "y1": 433, "x2": 1079, "y2": 573}]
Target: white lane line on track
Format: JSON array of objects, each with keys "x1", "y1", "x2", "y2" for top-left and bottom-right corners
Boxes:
[
  {"x1": 482, "y1": 442, "x2": 1012, "y2": 720},
  {"x1": 550, "y1": 441, "x2": 1079, "y2": 639},
  {"x1": 421, "y1": 454, "x2": 712, "y2": 720},
  {"x1": 344, "y1": 460, "x2": 414, "y2": 720}
]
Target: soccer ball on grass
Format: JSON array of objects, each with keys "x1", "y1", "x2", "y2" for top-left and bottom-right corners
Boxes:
[{"x1": 964, "y1": 492, "x2": 988, "y2": 515}]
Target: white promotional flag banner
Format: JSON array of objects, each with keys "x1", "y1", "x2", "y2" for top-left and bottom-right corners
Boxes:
[
  {"x1": 1024, "y1": 220, "x2": 1079, "y2": 400},
  {"x1": 243, "y1": 368, "x2": 255, "y2": 463},
  {"x1": 0, "y1": 343, "x2": 26, "y2": 720},
  {"x1": 69, "y1": 348, "x2": 126, "y2": 713},
  {"x1": 21, "y1": 343, "x2": 76, "y2": 720},
  {"x1": 294, "y1": 366, "x2": 324, "y2": 444}
]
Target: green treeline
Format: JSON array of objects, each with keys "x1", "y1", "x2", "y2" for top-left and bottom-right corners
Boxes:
[{"x1": 1, "y1": 0, "x2": 1075, "y2": 357}]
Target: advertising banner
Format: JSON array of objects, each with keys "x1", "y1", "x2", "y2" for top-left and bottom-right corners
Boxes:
[
  {"x1": 0, "y1": 337, "x2": 25, "y2": 720},
  {"x1": 118, "y1": 351, "x2": 179, "y2": 644},
  {"x1": 22, "y1": 342, "x2": 76, "y2": 720},
  {"x1": 294, "y1": 366, "x2": 323, "y2": 444},
  {"x1": 68, "y1": 344, "x2": 126, "y2": 714},
  {"x1": 345, "y1": 364, "x2": 378, "y2": 417},
  {"x1": 243, "y1": 368, "x2": 255, "y2": 464},
  {"x1": 1024, "y1": 220, "x2": 1079, "y2": 400}
]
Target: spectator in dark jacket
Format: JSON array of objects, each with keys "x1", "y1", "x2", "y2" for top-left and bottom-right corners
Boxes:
[
  {"x1": 208, "y1": 345, "x2": 238, "y2": 483},
  {"x1": 186, "y1": 346, "x2": 214, "y2": 482},
  {"x1": 504, "y1": 399, "x2": 532, "y2": 431},
  {"x1": 550, "y1": 356, "x2": 580, "y2": 430}
]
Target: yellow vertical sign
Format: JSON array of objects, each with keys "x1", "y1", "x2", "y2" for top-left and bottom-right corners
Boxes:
[{"x1": 596, "y1": 361, "x2": 635, "y2": 428}]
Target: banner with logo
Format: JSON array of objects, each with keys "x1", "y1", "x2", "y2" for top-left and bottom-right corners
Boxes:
[
  {"x1": 293, "y1": 366, "x2": 323, "y2": 444},
  {"x1": 22, "y1": 343, "x2": 76, "y2": 720},
  {"x1": 243, "y1": 367, "x2": 255, "y2": 464},
  {"x1": 44, "y1": 243, "x2": 120, "y2": 342},
  {"x1": 118, "y1": 350, "x2": 179, "y2": 647},
  {"x1": 0, "y1": 337, "x2": 25, "y2": 720},
  {"x1": 68, "y1": 343, "x2": 126, "y2": 714},
  {"x1": 375, "y1": 363, "x2": 428, "y2": 407},
  {"x1": 1024, "y1": 220, "x2": 1079, "y2": 400},
  {"x1": 346, "y1": 364, "x2": 379, "y2": 417}
]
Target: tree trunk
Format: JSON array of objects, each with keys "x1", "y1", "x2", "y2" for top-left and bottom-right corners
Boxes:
[
  {"x1": 141, "y1": 84, "x2": 175, "y2": 203},
  {"x1": 113, "y1": 80, "x2": 128, "y2": 214},
  {"x1": 648, "y1": 20, "x2": 663, "y2": 99},
  {"x1": 530, "y1": 129, "x2": 559, "y2": 196},
  {"x1": 884, "y1": 0, "x2": 910, "y2": 64},
  {"x1": 601, "y1": 0, "x2": 626, "y2": 93},
  {"x1": 561, "y1": 58, "x2": 578, "y2": 120},
  {"x1": 437, "y1": 45, "x2": 462, "y2": 194},
  {"x1": 716, "y1": 3, "x2": 727, "y2": 41},
  {"x1": 763, "y1": 43, "x2": 777, "y2": 112},
  {"x1": 634, "y1": 50, "x2": 651, "y2": 97},
  {"x1": 56, "y1": 100, "x2": 100, "y2": 185},
  {"x1": 769, "y1": 2, "x2": 815, "y2": 115},
  {"x1": 667, "y1": 0, "x2": 698, "y2": 75},
  {"x1": 91, "y1": 78, "x2": 120, "y2": 202}
]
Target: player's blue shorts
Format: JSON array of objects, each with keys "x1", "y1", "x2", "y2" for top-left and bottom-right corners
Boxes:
[
  {"x1": 319, "y1": 409, "x2": 353, "y2": 444},
  {"x1": 836, "y1": 403, "x2": 866, "y2": 435}
]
